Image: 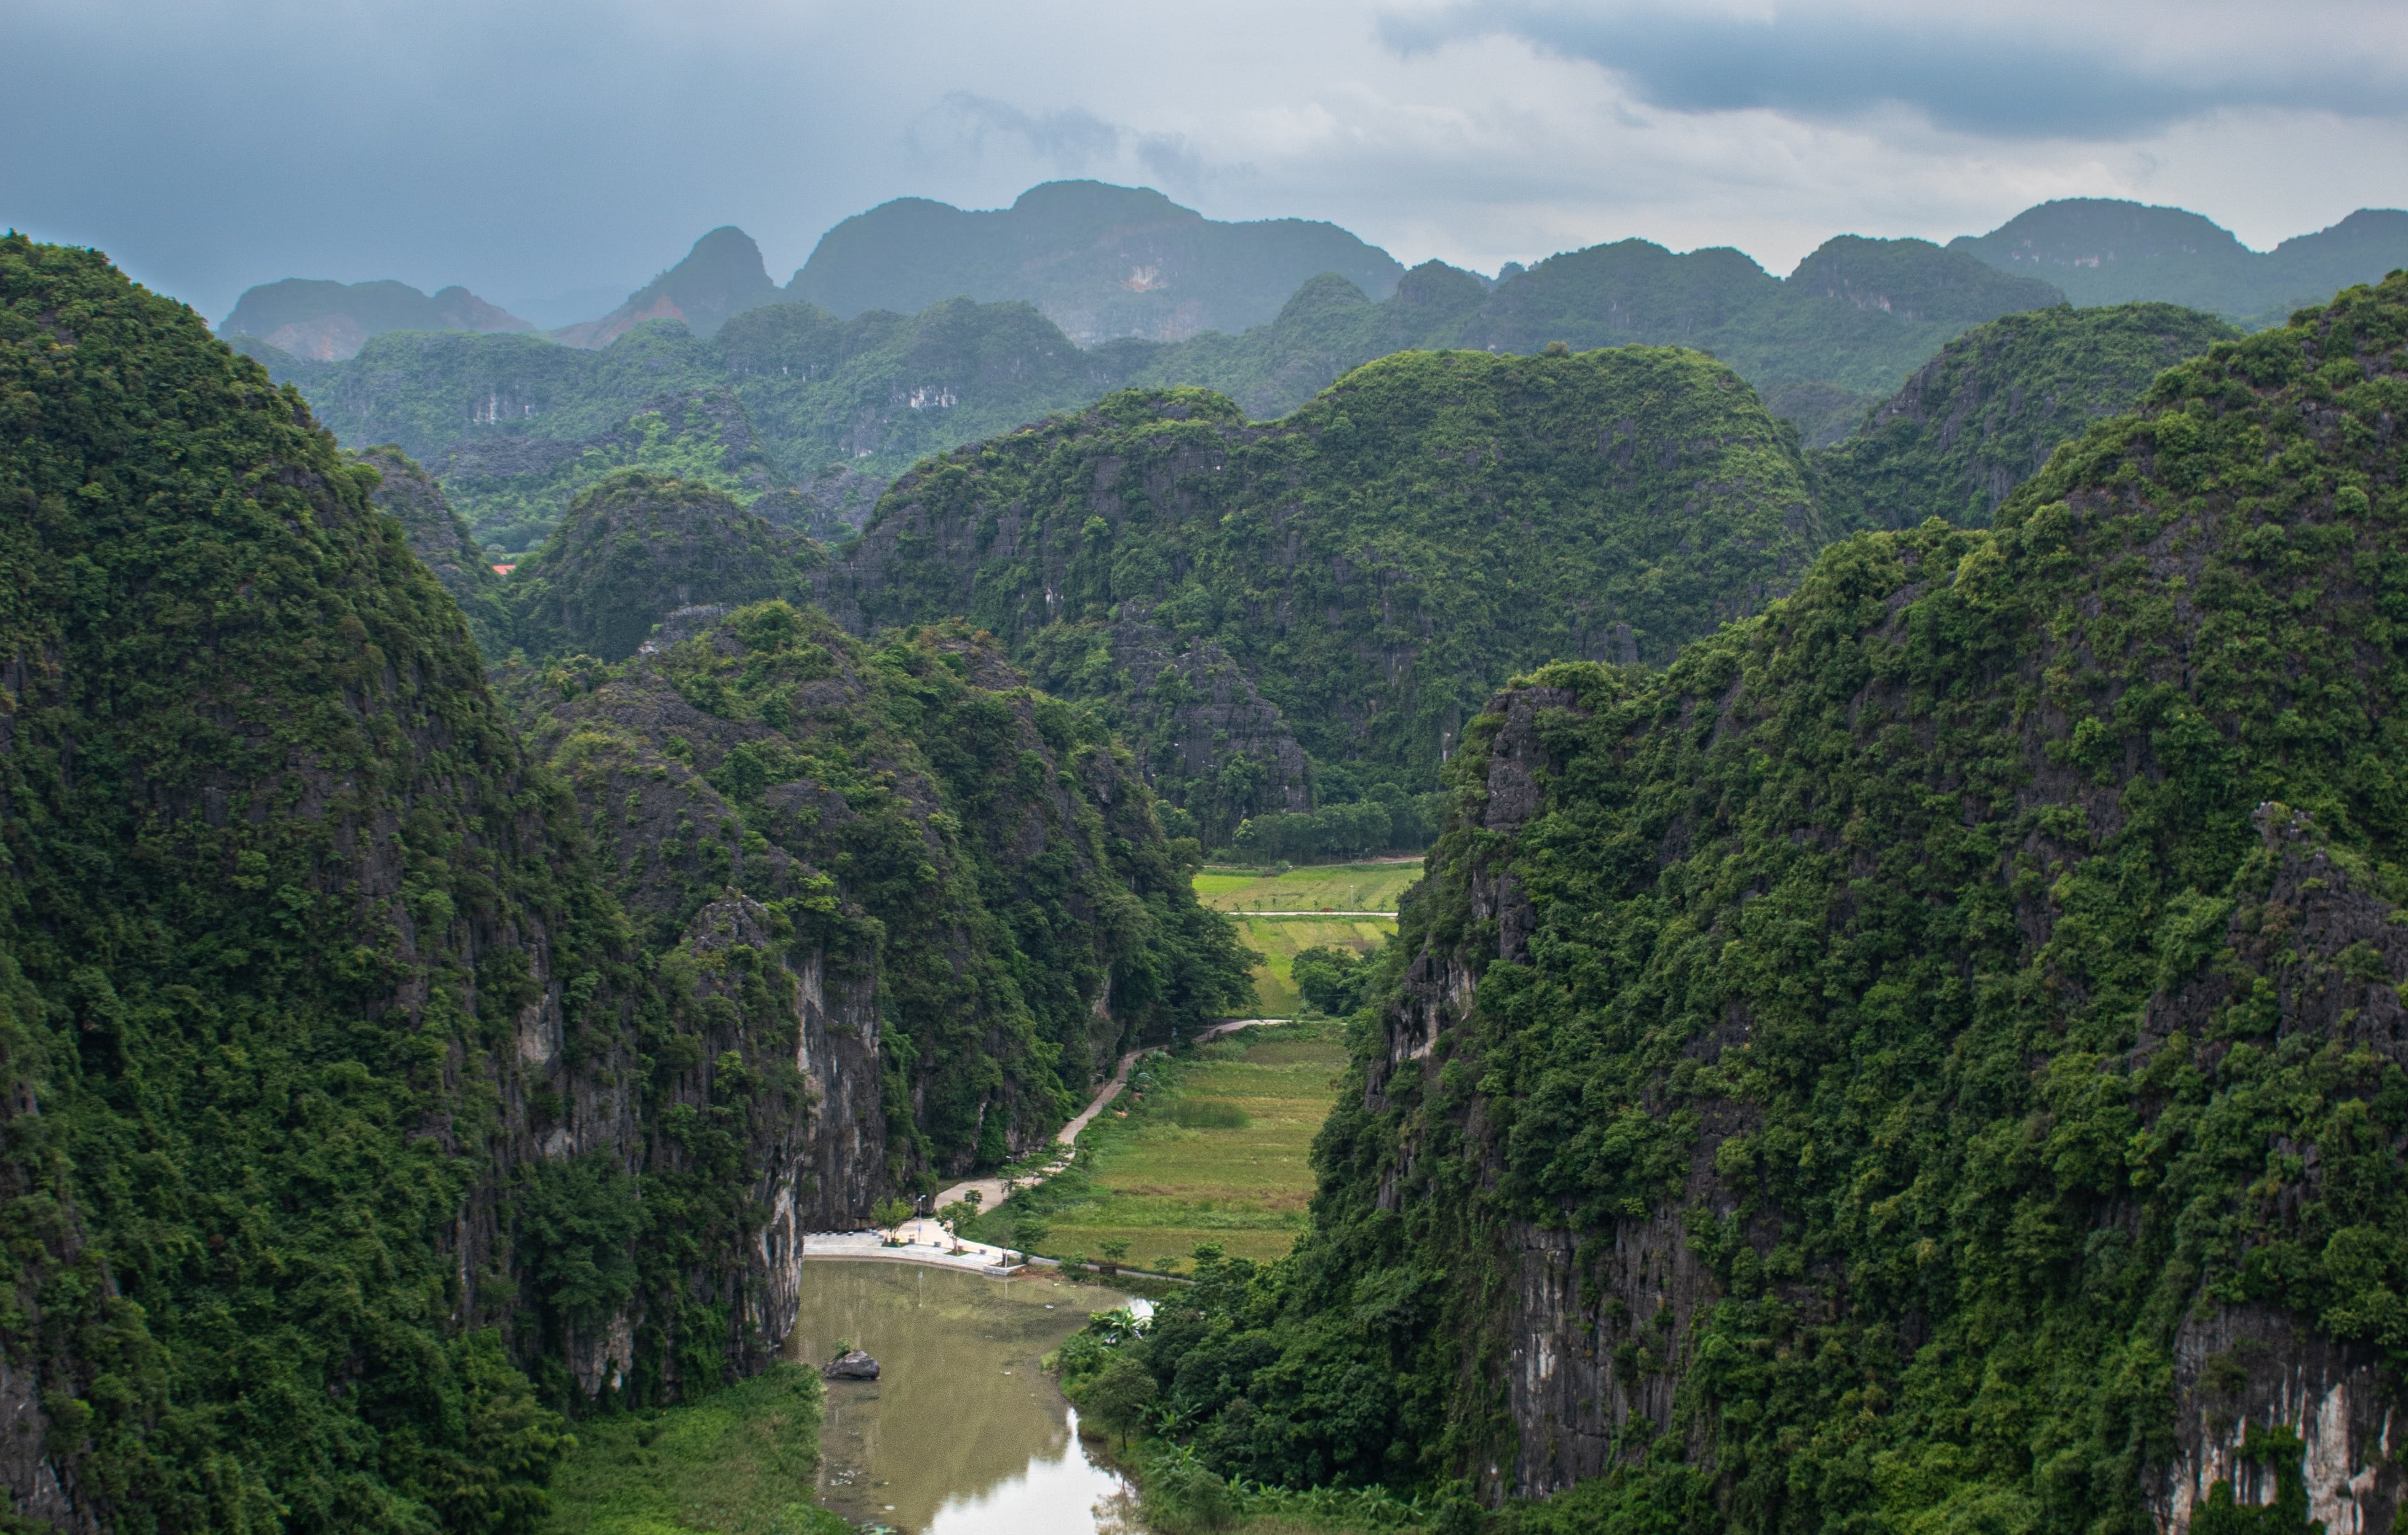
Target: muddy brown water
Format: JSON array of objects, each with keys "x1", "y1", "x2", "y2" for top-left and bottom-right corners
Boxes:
[{"x1": 787, "y1": 1261, "x2": 1147, "y2": 1533}]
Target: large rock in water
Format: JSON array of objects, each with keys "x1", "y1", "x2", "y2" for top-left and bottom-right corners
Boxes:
[{"x1": 825, "y1": 1349, "x2": 881, "y2": 1380}]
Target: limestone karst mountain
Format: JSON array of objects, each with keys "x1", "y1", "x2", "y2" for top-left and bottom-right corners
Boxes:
[
  {"x1": 787, "y1": 179, "x2": 1407, "y2": 344},
  {"x1": 551, "y1": 226, "x2": 784, "y2": 349},
  {"x1": 1953, "y1": 198, "x2": 2408, "y2": 326},
  {"x1": 218, "y1": 274, "x2": 530, "y2": 359},
  {"x1": 0, "y1": 232, "x2": 1248, "y2": 1526},
  {"x1": 1051, "y1": 270, "x2": 2408, "y2": 1535}
]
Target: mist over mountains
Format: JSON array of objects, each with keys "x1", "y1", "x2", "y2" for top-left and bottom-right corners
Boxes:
[{"x1": 222, "y1": 182, "x2": 2408, "y2": 368}]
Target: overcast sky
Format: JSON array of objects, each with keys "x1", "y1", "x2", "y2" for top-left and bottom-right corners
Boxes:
[{"x1": 7, "y1": 0, "x2": 2404, "y2": 325}]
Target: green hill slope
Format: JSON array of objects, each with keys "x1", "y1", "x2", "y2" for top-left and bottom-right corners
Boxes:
[
  {"x1": 354, "y1": 443, "x2": 516, "y2": 657},
  {"x1": 1810, "y1": 301, "x2": 2240, "y2": 531},
  {"x1": 822, "y1": 346, "x2": 1822, "y2": 837},
  {"x1": 506, "y1": 470, "x2": 824, "y2": 662},
  {"x1": 1068, "y1": 272, "x2": 2408, "y2": 1532},
  {"x1": 0, "y1": 235, "x2": 1253, "y2": 1526},
  {"x1": 503, "y1": 608, "x2": 1251, "y2": 1176}
]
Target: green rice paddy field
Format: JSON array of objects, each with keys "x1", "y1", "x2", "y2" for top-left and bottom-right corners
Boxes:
[
  {"x1": 1198, "y1": 859, "x2": 1413, "y2": 1016},
  {"x1": 985, "y1": 1023, "x2": 1351, "y2": 1267},
  {"x1": 1191, "y1": 859, "x2": 1421, "y2": 913},
  {"x1": 1231, "y1": 916, "x2": 1391, "y2": 1017}
]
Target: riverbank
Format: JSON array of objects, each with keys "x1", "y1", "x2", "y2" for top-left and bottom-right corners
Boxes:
[{"x1": 538, "y1": 1362, "x2": 849, "y2": 1534}]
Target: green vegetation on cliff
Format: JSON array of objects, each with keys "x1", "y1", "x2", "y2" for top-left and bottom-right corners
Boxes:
[
  {"x1": 233, "y1": 220, "x2": 2078, "y2": 561},
  {"x1": 827, "y1": 346, "x2": 1822, "y2": 815},
  {"x1": 0, "y1": 234, "x2": 1251, "y2": 1529},
  {"x1": 1055, "y1": 272, "x2": 2408, "y2": 1531},
  {"x1": 1810, "y1": 302, "x2": 2239, "y2": 532},
  {"x1": 504, "y1": 603, "x2": 1254, "y2": 1176},
  {"x1": 1, "y1": 232, "x2": 618, "y2": 1527},
  {"x1": 354, "y1": 445, "x2": 516, "y2": 657},
  {"x1": 506, "y1": 471, "x2": 822, "y2": 662}
]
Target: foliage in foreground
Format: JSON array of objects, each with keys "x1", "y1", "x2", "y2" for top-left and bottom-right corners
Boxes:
[{"x1": 539, "y1": 1363, "x2": 848, "y2": 1535}]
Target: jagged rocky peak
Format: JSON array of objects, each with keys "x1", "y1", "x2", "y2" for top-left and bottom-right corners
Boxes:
[{"x1": 552, "y1": 224, "x2": 784, "y2": 348}]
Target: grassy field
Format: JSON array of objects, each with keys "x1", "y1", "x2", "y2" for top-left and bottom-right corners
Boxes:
[
  {"x1": 1192, "y1": 859, "x2": 1421, "y2": 913},
  {"x1": 1232, "y1": 914, "x2": 1393, "y2": 1017},
  {"x1": 539, "y1": 1363, "x2": 848, "y2": 1534},
  {"x1": 972, "y1": 1022, "x2": 1350, "y2": 1267}
]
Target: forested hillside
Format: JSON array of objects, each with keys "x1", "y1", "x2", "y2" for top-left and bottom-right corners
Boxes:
[
  {"x1": 0, "y1": 235, "x2": 1247, "y2": 1528},
  {"x1": 228, "y1": 218, "x2": 2077, "y2": 557},
  {"x1": 506, "y1": 606, "x2": 1250, "y2": 1181},
  {"x1": 1810, "y1": 302, "x2": 2240, "y2": 531},
  {"x1": 822, "y1": 347, "x2": 1822, "y2": 838},
  {"x1": 1061, "y1": 272, "x2": 2408, "y2": 1534}
]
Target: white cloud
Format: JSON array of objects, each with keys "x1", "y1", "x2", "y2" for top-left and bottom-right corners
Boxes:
[{"x1": 2, "y1": 0, "x2": 2400, "y2": 319}]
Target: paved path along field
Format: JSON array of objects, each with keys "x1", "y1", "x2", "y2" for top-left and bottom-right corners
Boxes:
[
  {"x1": 926, "y1": 1017, "x2": 1279, "y2": 1214},
  {"x1": 805, "y1": 1018, "x2": 1282, "y2": 1277}
]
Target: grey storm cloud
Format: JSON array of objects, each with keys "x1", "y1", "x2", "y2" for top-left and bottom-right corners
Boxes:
[
  {"x1": 932, "y1": 93, "x2": 1237, "y2": 189},
  {"x1": 3, "y1": 0, "x2": 2402, "y2": 325},
  {"x1": 1385, "y1": 2, "x2": 2407, "y2": 139}
]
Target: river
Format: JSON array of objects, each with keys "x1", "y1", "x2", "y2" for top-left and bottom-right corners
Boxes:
[{"x1": 787, "y1": 1261, "x2": 1148, "y2": 1533}]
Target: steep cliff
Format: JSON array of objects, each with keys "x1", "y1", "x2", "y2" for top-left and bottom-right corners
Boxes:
[
  {"x1": 1081, "y1": 271, "x2": 2408, "y2": 1535},
  {"x1": 501, "y1": 603, "x2": 1254, "y2": 1180},
  {"x1": 352, "y1": 445, "x2": 515, "y2": 657},
  {"x1": 821, "y1": 347, "x2": 1822, "y2": 815},
  {"x1": 1397, "y1": 271, "x2": 2408, "y2": 1529},
  {"x1": 0, "y1": 235, "x2": 1217, "y2": 1531},
  {"x1": 0, "y1": 233, "x2": 654, "y2": 1525}
]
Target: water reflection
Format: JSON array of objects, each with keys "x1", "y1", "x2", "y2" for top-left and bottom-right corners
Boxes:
[{"x1": 789, "y1": 1261, "x2": 1145, "y2": 1533}]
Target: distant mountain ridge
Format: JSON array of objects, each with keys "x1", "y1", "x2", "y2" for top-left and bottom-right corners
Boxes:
[
  {"x1": 218, "y1": 276, "x2": 528, "y2": 359},
  {"x1": 1952, "y1": 199, "x2": 2408, "y2": 325},
  {"x1": 234, "y1": 225, "x2": 2079, "y2": 552},
  {"x1": 790, "y1": 180, "x2": 1407, "y2": 344}
]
